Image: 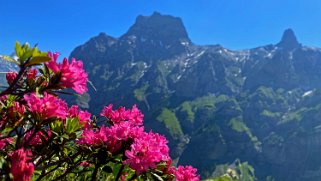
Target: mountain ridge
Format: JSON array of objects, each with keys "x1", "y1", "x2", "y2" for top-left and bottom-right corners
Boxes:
[{"x1": 1, "y1": 12, "x2": 321, "y2": 180}]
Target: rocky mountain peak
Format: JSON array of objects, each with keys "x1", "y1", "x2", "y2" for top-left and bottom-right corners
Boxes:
[
  {"x1": 123, "y1": 12, "x2": 191, "y2": 44},
  {"x1": 277, "y1": 28, "x2": 300, "y2": 50}
]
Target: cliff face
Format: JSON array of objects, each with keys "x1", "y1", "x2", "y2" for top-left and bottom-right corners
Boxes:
[{"x1": 67, "y1": 12, "x2": 321, "y2": 180}]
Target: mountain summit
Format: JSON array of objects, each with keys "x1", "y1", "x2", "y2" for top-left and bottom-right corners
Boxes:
[
  {"x1": 117, "y1": 12, "x2": 192, "y2": 60},
  {"x1": 277, "y1": 28, "x2": 300, "y2": 50},
  {"x1": 123, "y1": 12, "x2": 191, "y2": 44}
]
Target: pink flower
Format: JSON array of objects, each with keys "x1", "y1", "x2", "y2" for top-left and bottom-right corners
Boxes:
[
  {"x1": 0, "y1": 135, "x2": 13, "y2": 149},
  {"x1": 129, "y1": 105, "x2": 144, "y2": 126},
  {"x1": 6, "y1": 71, "x2": 17, "y2": 85},
  {"x1": 80, "y1": 161, "x2": 92, "y2": 167},
  {"x1": 0, "y1": 95, "x2": 7, "y2": 101},
  {"x1": 47, "y1": 52, "x2": 88, "y2": 94},
  {"x1": 24, "y1": 129, "x2": 52, "y2": 146},
  {"x1": 120, "y1": 173, "x2": 128, "y2": 181},
  {"x1": 77, "y1": 126, "x2": 108, "y2": 146},
  {"x1": 24, "y1": 92, "x2": 68, "y2": 120},
  {"x1": 69, "y1": 105, "x2": 92, "y2": 129},
  {"x1": 99, "y1": 104, "x2": 145, "y2": 152},
  {"x1": 77, "y1": 122, "x2": 144, "y2": 153},
  {"x1": 9, "y1": 148, "x2": 34, "y2": 181},
  {"x1": 124, "y1": 131, "x2": 170, "y2": 175},
  {"x1": 106, "y1": 121, "x2": 144, "y2": 153},
  {"x1": 100, "y1": 104, "x2": 143, "y2": 126},
  {"x1": 27, "y1": 69, "x2": 38, "y2": 80},
  {"x1": 0, "y1": 115, "x2": 7, "y2": 127},
  {"x1": 46, "y1": 52, "x2": 60, "y2": 72},
  {"x1": 173, "y1": 165, "x2": 200, "y2": 181},
  {"x1": 8, "y1": 101, "x2": 25, "y2": 118},
  {"x1": 101, "y1": 104, "x2": 130, "y2": 124}
]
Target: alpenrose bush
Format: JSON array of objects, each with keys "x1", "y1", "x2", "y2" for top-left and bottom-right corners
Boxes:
[{"x1": 0, "y1": 42, "x2": 199, "y2": 181}]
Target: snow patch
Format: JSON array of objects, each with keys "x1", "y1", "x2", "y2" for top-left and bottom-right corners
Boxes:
[
  {"x1": 180, "y1": 41, "x2": 190, "y2": 46},
  {"x1": 302, "y1": 90, "x2": 313, "y2": 97},
  {"x1": 195, "y1": 50, "x2": 205, "y2": 58}
]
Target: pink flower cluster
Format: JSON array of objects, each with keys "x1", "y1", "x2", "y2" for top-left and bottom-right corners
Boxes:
[
  {"x1": 69, "y1": 105, "x2": 92, "y2": 129},
  {"x1": 0, "y1": 135, "x2": 13, "y2": 149},
  {"x1": 24, "y1": 92, "x2": 68, "y2": 120},
  {"x1": 124, "y1": 131, "x2": 170, "y2": 175},
  {"x1": 8, "y1": 101, "x2": 25, "y2": 118},
  {"x1": 24, "y1": 129, "x2": 52, "y2": 146},
  {"x1": 9, "y1": 148, "x2": 34, "y2": 181},
  {"x1": 100, "y1": 104, "x2": 143, "y2": 125},
  {"x1": 5, "y1": 69, "x2": 38, "y2": 86},
  {"x1": 77, "y1": 126, "x2": 108, "y2": 146},
  {"x1": 27, "y1": 69, "x2": 38, "y2": 80},
  {"x1": 78, "y1": 105, "x2": 144, "y2": 151},
  {"x1": 6, "y1": 72, "x2": 17, "y2": 85},
  {"x1": 79, "y1": 104, "x2": 173, "y2": 175},
  {"x1": 47, "y1": 52, "x2": 88, "y2": 94},
  {"x1": 172, "y1": 165, "x2": 200, "y2": 181},
  {"x1": 106, "y1": 121, "x2": 144, "y2": 153}
]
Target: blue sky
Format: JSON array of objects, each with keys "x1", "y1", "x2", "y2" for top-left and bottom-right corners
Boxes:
[{"x1": 1, "y1": 0, "x2": 321, "y2": 58}]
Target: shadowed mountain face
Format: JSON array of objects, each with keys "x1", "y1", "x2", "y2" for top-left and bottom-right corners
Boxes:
[
  {"x1": 0, "y1": 12, "x2": 319, "y2": 180},
  {"x1": 277, "y1": 28, "x2": 301, "y2": 50}
]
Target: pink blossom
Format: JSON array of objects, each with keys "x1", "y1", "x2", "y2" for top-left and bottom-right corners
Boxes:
[
  {"x1": 46, "y1": 52, "x2": 60, "y2": 72},
  {"x1": 47, "y1": 52, "x2": 88, "y2": 94},
  {"x1": 77, "y1": 126, "x2": 108, "y2": 146},
  {"x1": 0, "y1": 95, "x2": 7, "y2": 101},
  {"x1": 6, "y1": 71, "x2": 17, "y2": 85},
  {"x1": 24, "y1": 129, "x2": 52, "y2": 146},
  {"x1": 77, "y1": 122, "x2": 144, "y2": 153},
  {"x1": 120, "y1": 173, "x2": 128, "y2": 181},
  {"x1": 0, "y1": 134, "x2": 13, "y2": 149},
  {"x1": 27, "y1": 69, "x2": 38, "y2": 80},
  {"x1": 101, "y1": 104, "x2": 130, "y2": 124},
  {"x1": 99, "y1": 104, "x2": 145, "y2": 152},
  {"x1": 69, "y1": 105, "x2": 92, "y2": 129},
  {"x1": 8, "y1": 101, "x2": 25, "y2": 117},
  {"x1": 107, "y1": 121, "x2": 143, "y2": 141},
  {"x1": 129, "y1": 105, "x2": 144, "y2": 126},
  {"x1": 9, "y1": 148, "x2": 34, "y2": 181},
  {"x1": 80, "y1": 161, "x2": 92, "y2": 167},
  {"x1": 173, "y1": 165, "x2": 200, "y2": 181},
  {"x1": 24, "y1": 92, "x2": 68, "y2": 120},
  {"x1": 0, "y1": 115, "x2": 7, "y2": 127},
  {"x1": 106, "y1": 122, "x2": 144, "y2": 153},
  {"x1": 124, "y1": 131, "x2": 170, "y2": 175},
  {"x1": 100, "y1": 104, "x2": 143, "y2": 126}
]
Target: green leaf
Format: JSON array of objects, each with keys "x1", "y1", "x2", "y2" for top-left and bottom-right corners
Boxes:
[
  {"x1": 26, "y1": 56, "x2": 51, "y2": 66},
  {"x1": 15, "y1": 41, "x2": 23, "y2": 59},
  {"x1": 1, "y1": 127, "x2": 14, "y2": 135},
  {"x1": 65, "y1": 117, "x2": 82, "y2": 134},
  {"x1": 50, "y1": 120, "x2": 63, "y2": 134},
  {"x1": 15, "y1": 42, "x2": 48, "y2": 64},
  {"x1": 61, "y1": 134, "x2": 69, "y2": 140}
]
